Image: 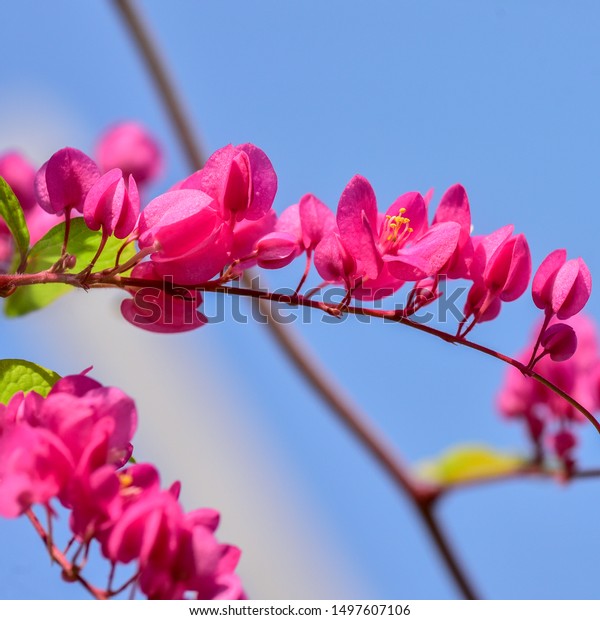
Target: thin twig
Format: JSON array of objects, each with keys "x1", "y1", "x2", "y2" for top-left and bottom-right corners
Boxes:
[
  {"x1": 25, "y1": 510, "x2": 107, "y2": 600},
  {"x1": 439, "y1": 466, "x2": 600, "y2": 494}
]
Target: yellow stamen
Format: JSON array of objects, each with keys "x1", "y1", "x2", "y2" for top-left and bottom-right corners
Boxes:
[
  {"x1": 119, "y1": 472, "x2": 134, "y2": 487},
  {"x1": 383, "y1": 207, "x2": 412, "y2": 245},
  {"x1": 118, "y1": 472, "x2": 143, "y2": 497}
]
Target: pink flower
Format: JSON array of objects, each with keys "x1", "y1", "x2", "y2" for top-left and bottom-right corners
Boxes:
[
  {"x1": 253, "y1": 193, "x2": 335, "y2": 272},
  {"x1": 462, "y1": 225, "x2": 531, "y2": 330},
  {"x1": 96, "y1": 122, "x2": 162, "y2": 186},
  {"x1": 532, "y1": 249, "x2": 592, "y2": 319},
  {"x1": 68, "y1": 462, "x2": 161, "y2": 545},
  {"x1": 121, "y1": 261, "x2": 207, "y2": 333},
  {"x1": 6, "y1": 375, "x2": 136, "y2": 475},
  {"x1": 314, "y1": 176, "x2": 460, "y2": 299},
  {"x1": 431, "y1": 184, "x2": 474, "y2": 279},
  {"x1": 132, "y1": 144, "x2": 278, "y2": 286},
  {"x1": 107, "y1": 488, "x2": 243, "y2": 600},
  {"x1": 0, "y1": 372, "x2": 244, "y2": 599},
  {"x1": 34, "y1": 147, "x2": 100, "y2": 215},
  {"x1": 314, "y1": 231, "x2": 357, "y2": 290},
  {"x1": 229, "y1": 209, "x2": 277, "y2": 271},
  {"x1": 255, "y1": 231, "x2": 300, "y2": 269},
  {"x1": 0, "y1": 151, "x2": 38, "y2": 211},
  {"x1": 480, "y1": 227, "x2": 531, "y2": 301},
  {"x1": 0, "y1": 150, "x2": 64, "y2": 270},
  {"x1": 67, "y1": 463, "x2": 121, "y2": 541},
  {"x1": 179, "y1": 144, "x2": 277, "y2": 223},
  {"x1": 0, "y1": 424, "x2": 72, "y2": 517},
  {"x1": 137, "y1": 189, "x2": 232, "y2": 283},
  {"x1": 497, "y1": 314, "x2": 600, "y2": 469},
  {"x1": 83, "y1": 169, "x2": 140, "y2": 239},
  {"x1": 275, "y1": 194, "x2": 336, "y2": 255},
  {"x1": 540, "y1": 323, "x2": 578, "y2": 362}
]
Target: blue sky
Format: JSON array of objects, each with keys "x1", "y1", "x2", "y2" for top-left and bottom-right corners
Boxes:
[{"x1": 1, "y1": 0, "x2": 599, "y2": 600}]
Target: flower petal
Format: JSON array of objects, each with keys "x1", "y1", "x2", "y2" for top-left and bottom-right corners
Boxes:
[
  {"x1": 337, "y1": 175, "x2": 381, "y2": 279},
  {"x1": 386, "y1": 222, "x2": 460, "y2": 281}
]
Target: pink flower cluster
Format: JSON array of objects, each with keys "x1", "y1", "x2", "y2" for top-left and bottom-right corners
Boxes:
[
  {"x1": 498, "y1": 315, "x2": 600, "y2": 473},
  {"x1": 117, "y1": 161, "x2": 550, "y2": 334},
  {"x1": 495, "y1": 249, "x2": 594, "y2": 472},
  {"x1": 0, "y1": 122, "x2": 162, "y2": 271},
  {"x1": 0, "y1": 375, "x2": 243, "y2": 600},
  {"x1": 2, "y1": 125, "x2": 593, "y2": 343}
]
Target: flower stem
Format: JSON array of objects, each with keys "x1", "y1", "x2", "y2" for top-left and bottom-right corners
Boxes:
[{"x1": 26, "y1": 509, "x2": 107, "y2": 600}]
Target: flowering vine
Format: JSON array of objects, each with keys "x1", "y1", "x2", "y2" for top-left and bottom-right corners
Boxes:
[
  {"x1": 0, "y1": 119, "x2": 598, "y2": 599},
  {"x1": 0, "y1": 0, "x2": 598, "y2": 602}
]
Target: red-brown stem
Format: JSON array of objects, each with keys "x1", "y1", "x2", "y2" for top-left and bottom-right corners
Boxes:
[
  {"x1": 78, "y1": 230, "x2": 109, "y2": 279},
  {"x1": 50, "y1": 207, "x2": 72, "y2": 273},
  {"x1": 189, "y1": 283, "x2": 600, "y2": 435},
  {"x1": 527, "y1": 310, "x2": 552, "y2": 368},
  {"x1": 441, "y1": 466, "x2": 600, "y2": 493},
  {"x1": 25, "y1": 509, "x2": 107, "y2": 600},
  {"x1": 294, "y1": 251, "x2": 313, "y2": 295},
  {"x1": 5, "y1": 269, "x2": 596, "y2": 438}
]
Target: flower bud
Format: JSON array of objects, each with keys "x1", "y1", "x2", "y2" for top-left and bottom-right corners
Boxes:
[
  {"x1": 255, "y1": 231, "x2": 300, "y2": 269},
  {"x1": 96, "y1": 122, "x2": 162, "y2": 185},
  {"x1": 540, "y1": 323, "x2": 578, "y2": 362},
  {"x1": 83, "y1": 169, "x2": 140, "y2": 238},
  {"x1": 34, "y1": 147, "x2": 100, "y2": 215},
  {"x1": 532, "y1": 250, "x2": 592, "y2": 319}
]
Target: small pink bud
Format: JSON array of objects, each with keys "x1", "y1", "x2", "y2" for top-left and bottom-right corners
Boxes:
[
  {"x1": 0, "y1": 151, "x2": 37, "y2": 211},
  {"x1": 255, "y1": 231, "x2": 300, "y2": 269},
  {"x1": 297, "y1": 193, "x2": 336, "y2": 250},
  {"x1": 34, "y1": 147, "x2": 100, "y2": 215},
  {"x1": 532, "y1": 250, "x2": 592, "y2": 319},
  {"x1": 463, "y1": 281, "x2": 502, "y2": 324},
  {"x1": 314, "y1": 232, "x2": 357, "y2": 285},
  {"x1": 83, "y1": 169, "x2": 140, "y2": 239},
  {"x1": 96, "y1": 122, "x2": 162, "y2": 185},
  {"x1": 406, "y1": 277, "x2": 439, "y2": 312},
  {"x1": 540, "y1": 323, "x2": 578, "y2": 362},
  {"x1": 552, "y1": 258, "x2": 592, "y2": 319},
  {"x1": 483, "y1": 233, "x2": 532, "y2": 301},
  {"x1": 552, "y1": 429, "x2": 577, "y2": 459}
]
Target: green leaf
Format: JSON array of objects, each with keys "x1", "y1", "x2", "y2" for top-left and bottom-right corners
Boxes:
[
  {"x1": 416, "y1": 444, "x2": 525, "y2": 486},
  {"x1": 0, "y1": 176, "x2": 30, "y2": 267},
  {"x1": 0, "y1": 359, "x2": 61, "y2": 404},
  {"x1": 4, "y1": 217, "x2": 135, "y2": 317}
]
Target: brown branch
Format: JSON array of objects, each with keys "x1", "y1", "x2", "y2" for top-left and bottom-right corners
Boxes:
[
  {"x1": 112, "y1": 0, "x2": 206, "y2": 170},
  {"x1": 440, "y1": 466, "x2": 600, "y2": 494}
]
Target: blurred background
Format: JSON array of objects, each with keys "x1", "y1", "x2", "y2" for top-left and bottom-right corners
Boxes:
[{"x1": 1, "y1": 0, "x2": 599, "y2": 599}]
